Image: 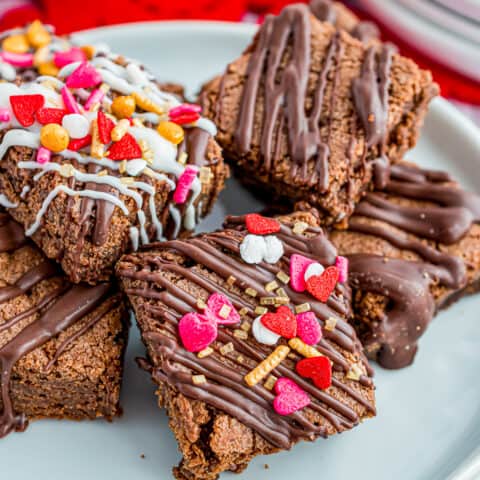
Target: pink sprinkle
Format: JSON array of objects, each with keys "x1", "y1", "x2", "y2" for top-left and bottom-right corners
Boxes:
[
  {"x1": 273, "y1": 378, "x2": 310, "y2": 416},
  {"x1": 61, "y1": 86, "x2": 80, "y2": 114},
  {"x1": 169, "y1": 103, "x2": 202, "y2": 118},
  {"x1": 36, "y1": 147, "x2": 51, "y2": 164},
  {"x1": 335, "y1": 256, "x2": 349, "y2": 283},
  {"x1": 84, "y1": 88, "x2": 105, "y2": 111},
  {"x1": 296, "y1": 312, "x2": 322, "y2": 346},
  {"x1": 206, "y1": 293, "x2": 240, "y2": 325},
  {"x1": 54, "y1": 47, "x2": 86, "y2": 68},
  {"x1": 0, "y1": 51, "x2": 34, "y2": 68},
  {"x1": 289, "y1": 253, "x2": 315, "y2": 292},
  {"x1": 66, "y1": 62, "x2": 102, "y2": 89},
  {"x1": 178, "y1": 312, "x2": 218, "y2": 352},
  {"x1": 0, "y1": 108, "x2": 11, "y2": 123},
  {"x1": 173, "y1": 166, "x2": 197, "y2": 204}
]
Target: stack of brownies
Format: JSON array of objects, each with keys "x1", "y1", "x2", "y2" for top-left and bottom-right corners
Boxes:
[{"x1": 1, "y1": 1, "x2": 480, "y2": 479}]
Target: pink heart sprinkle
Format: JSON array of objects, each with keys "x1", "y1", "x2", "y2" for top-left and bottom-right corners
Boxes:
[
  {"x1": 54, "y1": 47, "x2": 87, "y2": 68},
  {"x1": 296, "y1": 311, "x2": 322, "y2": 346},
  {"x1": 273, "y1": 377, "x2": 310, "y2": 416},
  {"x1": 335, "y1": 255, "x2": 349, "y2": 283},
  {"x1": 206, "y1": 293, "x2": 240, "y2": 325},
  {"x1": 173, "y1": 166, "x2": 198, "y2": 204},
  {"x1": 66, "y1": 62, "x2": 102, "y2": 89},
  {"x1": 178, "y1": 313, "x2": 217, "y2": 352},
  {"x1": 289, "y1": 254, "x2": 315, "y2": 292}
]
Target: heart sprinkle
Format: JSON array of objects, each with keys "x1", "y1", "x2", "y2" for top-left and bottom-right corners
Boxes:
[
  {"x1": 178, "y1": 312, "x2": 218, "y2": 353},
  {"x1": 305, "y1": 266, "x2": 339, "y2": 302},
  {"x1": 273, "y1": 377, "x2": 310, "y2": 416},
  {"x1": 108, "y1": 133, "x2": 142, "y2": 160},
  {"x1": 289, "y1": 253, "x2": 314, "y2": 292},
  {"x1": 66, "y1": 62, "x2": 102, "y2": 89},
  {"x1": 304, "y1": 262, "x2": 325, "y2": 282},
  {"x1": 206, "y1": 293, "x2": 240, "y2": 325},
  {"x1": 10, "y1": 94, "x2": 45, "y2": 127},
  {"x1": 97, "y1": 111, "x2": 115, "y2": 144},
  {"x1": 296, "y1": 356, "x2": 332, "y2": 390},
  {"x1": 245, "y1": 213, "x2": 281, "y2": 235},
  {"x1": 252, "y1": 315, "x2": 281, "y2": 345},
  {"x1": 335, "y1": 255, "x2": 349, "y2": 283},
  {"x1": 296, "y1": 312, "x2": 322, "y2": 346},
  {"x1": 36, "y1": 107, "x2": 67, "y2": 125},
  {"x1": 261, "y1": 306, "x2": 297, "y2": 339}
]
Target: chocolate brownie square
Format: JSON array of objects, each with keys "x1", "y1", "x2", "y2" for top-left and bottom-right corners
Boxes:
[
  {"x1": 117, "y1": 211, "x2": 375, "y2": 480},
  {"x1": 0, "y1": 22, "x2": 228, "y2": 284},
  {"x1": 200, "y1": 3, "x2": 438, "y2": 226},
  {"x1": 325, "y1": 161, "x2": 480, "y2": 369},
  {"x1": 0, "y1": 211, "x2": 128, "y2": 438}
]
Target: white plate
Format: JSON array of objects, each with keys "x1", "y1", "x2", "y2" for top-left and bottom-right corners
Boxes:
[{"x1": 3, "y1": 22, "x2": 480, "y2": 480}]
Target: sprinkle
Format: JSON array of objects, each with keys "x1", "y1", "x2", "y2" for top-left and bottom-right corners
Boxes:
[
  {"x1": 261, "y1": 306, "x2": 297, "y2": 338},
  {"x1": 244, "y1": 345, "x2": 290, "y2": 387},
  {"x1": 62, "y1": 113, "x2": 90, "y2": 139},
  {"x1": 36, "y1": 147, "x2": 51, "y2": 165},
  {"x1": 304, "y1": 262, "x2": 325, "y2": 282},
  {"x1": 26, "y1": 20, "x2": 51, "y2": 48},
  {"x1": 90, "y1": 120, "x2": 104, "y2": 159},
  {"x1": 245, "y1": 287, "x2": 257, "y2": 298},
  {"x1": 0, "y1": 108, "x2": 11, "y2": 123},
  {"x1": 61, "y1": 87, "x2": 80, "y2": 114},
  {"x1": 68, "y1": 134, "x2": 91, "y2": 151},
  {"x1": 335, "y1": 256, "x2": 349, "y2": 283},
  {"x1": 173, "y1": 166, "x2": 198, "y2": 204},
  {"x1": 80, "y1": 45, "x2": 96, "y2": 60},
  {"x1": 233, "y1": 329, "x2": 248, "y2": 340},
  {"x1": 132, "y1": 92, "x2": 164, "y2": 115},
  {"x1": 111, "y1": 118, "x2": 130, "y2": 142},
  {"x1": 275, "y1": 287, "x2": 288, "y2": 298},
  {"x1": 255, "y1": 306, "x2": 268, "y2": 315},
  {"x1": 54, "y1": 47, "x2": 86, "y2": 68},
  {"x1": 66, "y1": 62, "x2": 102, "y2": 89},
  {"x1": 192, "y1": 374, "x2": 207, "y2": 385},
  {"x1": 346, "y1": 363, "x2": 363, "y2": 381},
  {"x1": 169, "y1": 103, "x2": 201, "y2": 125},
  {"x1": 157, "y1": 121, "x2": 184, "y2": 145},
  {"x1": 264, "y1": 375, "x2": 277, "y2": 391},
  {"x1": 2, "y1": 34, "x2": 29, "y2": 54},
  {"x1": 238, "y1": 307, "x2": 249, "y2": 316},
  {"x1": 177, "y1": 151, "x2": 188, "y2": 165},
  {"x1": 197, "y1": 347, "x2": 213, "y2": 359},
  {"x1": 132, "y1": 118, "x2": 144, "y2": 128},
  {"x1": 324, "y1": 317, "x2": 337, "y2": 331},
  {"x1": 0, "y1": 51, "x2": 34, "y2": 68},
  {"x1": 178, "y1": 312, "x2": 217, "y2": 352},
  {"x1": 97, "y1": 170, "x2": 108, "y2": 176},
  {"x1": 240, "y1": 321, "x2": 251, "y2": 332},
  {"x1": 260, "y1": 296, "x2": 289, "y2": 305},
  {"x1": 218, "y1": 304, "x2": 232, "y2": 320},
  {"x1": 273, "y1": 377, "x2": 310, "y2": 415},
  {"x1": 288, "y1": 338, "x2": 322, "y2": 358},
  {"x1": 252, "y1": 315, "x2": 281, "y2": 346},
  {"x1": 296, "y1": 356, "x2": 332, "y2": 389},
  {"x1": 118, "y1": 160, "x2": 127, "y2": 174},
  {"x1": 239, "y1": 234, "x2": 266, "y2": 264},
  {"x1": 226, "y1": 275, "x2": 236, "y2": 286},
  {"x1": 112, "y1": 95, "x2": 136, "y2": 119},
  {"x1": 36, "y1": 107, "x2": 67, "y2": 126},
  {"x1": 84, "y1": 88, "x2": 105, "y2": 112},
  {"x1": 196, "y1": 298, "x2": 207, "y2": 310},
  {"x1": 38, "y1": 61, "x2": 59, "y2": 77},
  {"x1": 265, "y1": 280, "x2": 279, "y2": 292},
  {"x1": 10, "y1": 94, "x2": 44, "y2": 127},
  {"x1": 58, "y1": 164, "x2": 75, "y2": 178},
  {"x1": 33, "y1": 45, "x2": 49, "y2": 66},
  {"x1": 220, "y1": 342, "x2": 234, "y2": 355},
  {"x1": 296, "y1": 311, "x2": 322, "y2": 346},
  {"x1": 295, "y1": 303, "x2": 311, "y2": 314},
  {"x1": 199, "y1": 166, "x2": 213, "y2": 183},
  {"x1": 289, "y1": 253, "x2": 314, "y2": 293},
  {"x1": 108, "y1": 133, "x2": 142, "y2": 161},
  {"x1": 245, "y1": 213, "x2": 281, "y2": 235},
  {"x1": 40, "y1": 124, "x2": 70, "y2": 153},
  {"x1": 292, "y1": 221, "x2": 309, "y2": 234},
  {"x1": 276, "y1": 271, "x2": 290, "y2": 284},
  {"x1": 305, "y1": 266, "x2": 339, "y2": 302},
  {"x1": 236, "y1": 355, "x2": 245, "y2": 364}
]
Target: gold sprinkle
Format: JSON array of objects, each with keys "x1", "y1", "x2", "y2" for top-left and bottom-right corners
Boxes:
[
  {"x1": 218, "y1": 304, "x2": 231, "y2": 319},
  {"x1": 120, "y1": 177, "x2": 135, "y2": 185},
  {"x1": 292, "y1": 221, "x2": 309, "y2": 235},
  {"x1": 276, "y1": 271, "x2": 290, "y2": 284},
  {"x1": 196, "y1": 298, "x2": 207, "y2": 310},
  {"x1": 288, "y1": 338, "x2": 322, "y2": 358},
  {"x1": 288, "y1": 353, "x2": 297, "y2": 360},
  {"x1": 240, "y1": 321, "x2": 251, "y2": 332},
  {"x1": 265, "y1": 280, "x2": 279, "y2": 292},
  {"x1": 233, "y1": 329, "x2": 248, "y2": 340},
  {"x1": 132, "y1": 91, "x2": 164, "y2": 115},
  {"x1": 275, "y1": 287, "x2": 288, "y2": 298},
  {"x1": 295, "y1": 303, "x2": 311, "y2": 314},
  {"x1": 177, "y1": 151, "x2": 188, "y2": 165},
  {"x1": 90, "y1": 120, "x2": 104, "y2": 159},
  {"x1": 220, "y1": 342, "x2": 234, "y2": 355},
  {"x1": 197, "y1": 347, "x2": 213, "y2": 359},
  {"x1": 324, "y1": 317, "x2": 337, "y2": 331},
  {"x1": 119, "y1": 160, "x2": 127, "y2": 175},
  {"x1": 111, "y1": 118, "x2": 130, "y2": 142},
  {"x1": 59, "y1": 163, "x2": 75, "y2": 178},
  {"x1": 236, "y1": 355, "x2": 245, "y2": 364},
  {"x1": 346, "y1": 363, "x2": 363, "y2": 381},
  {"x1": 226, "y1": 275, "x2": 236, "y2": 286},
  {"x1": 245, "y1": 287, "x2": 257, "y2": 298},
  {"x1": 97, "y1": 169, "x2": 109, "y2": 177},
  {"x1": 263, "y1": 374, "x2": 277, "y2": 391},
  {"x1": 254, "y1": 306, "x2": 268, "y2": 316},
  {"x1": 192, "y1": 374, "x2": 207, "y2": 385},
  {"x1": 244, "y1": 345, "x2": 290, "y2": 386},
  {"x1": 238, "y1": 307, "x2": 249, "y2": 316}
]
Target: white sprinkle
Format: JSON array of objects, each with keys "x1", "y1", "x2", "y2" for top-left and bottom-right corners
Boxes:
[
  {"x1": 62, "y1": 113, "x2": 90, "y2": 139},
  {"x1": 240, "y1": 234, "x2": 267, "y2": 264},
  {"x1": 263, "y1": 235, "x2": 284, "y2": 264},
  {"x1": 252, "y1": 316, "x2": 280, "y2": 346},
  {"x1": 304, "y1": 262, "x2": 325, "y2": 281}
]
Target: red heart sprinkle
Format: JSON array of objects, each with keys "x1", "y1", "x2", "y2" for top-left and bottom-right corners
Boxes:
[
  {"x1": 169, "y1": 111, "x2": 200, "y2": 125},
  {"x1": 97, "y1": 111, "x2": 115, "y2": 144},
  {"x1": 261, "y1": 305, "x2": 297, "y2": 339},
  {"x1": 107, "y1": 133, "x2": 142, "y2": 160},
  {"x1": 68, "y1": 134, "x2": 92, "y2": 151},
  {"x1": 10, "y1": 94, "x2": 45, "y2": 127},
  {"x1": 35, "y1": 107, "x2": 68, "y2": 125},
  {"x1": 245, "y1": 213, "x2": 281, "y2": 235},
  {"x1": 305, "y1": 266, "x2": 339, "y2": 302},
  {"x1": 296, "y1": 356, "x2": 332, "y2": 390}
]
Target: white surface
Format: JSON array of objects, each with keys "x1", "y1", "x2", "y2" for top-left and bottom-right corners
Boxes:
[
  {"x1": 2, "y1": 22, "x2": 480, "y2": 480},
  {"x1": 360, "y1": 0, "x2": 480, "y2": 82}
]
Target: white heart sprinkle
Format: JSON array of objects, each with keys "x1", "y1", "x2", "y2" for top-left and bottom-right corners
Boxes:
[
  {"x1": 304, "y1": 262, "x2": 325, "y2": 281},
  {"x1": 125, "y1": 159, "x2": 147, "y2": 177},
  {"x1": 240, "y1": 234, "x2": 266, "y2": 264},
  {"x1": 252, "y1": 315, "x2": 280, "y2": 345},
  {"x1": 62, "y1": 113, "x2": 90, "y2": 139},
  {"x1": 263, "y1": 235, "x2": 284, "y2": 264}
]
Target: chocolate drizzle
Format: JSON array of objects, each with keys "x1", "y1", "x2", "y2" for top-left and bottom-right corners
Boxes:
[
  {"x1": 118, "y1": 215, "x2": 375, "y2": 449},
  {"x1": 345, "y1": 163, "x2": 480, "y2": 368},
  {"x1": 0, "y1": 214, "x2": 115, "y2": 437}
]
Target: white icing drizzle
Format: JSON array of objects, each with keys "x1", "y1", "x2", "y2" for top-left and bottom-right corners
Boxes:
[
  {"x1": 0, "y1": 130, "x2": 40, "y2": 157},
  {"x1": 169, "y1": 204, "x2": 181, "y2": 239},
  {"x1": 0, "y1": 194, "x2": 17, "y2": 208},
  {"x1": 129, "y1": 226, "x2": 139, "y2": 251},
  {"x1": 20, "y1": 185, "x2": 30, "y2": 199}
]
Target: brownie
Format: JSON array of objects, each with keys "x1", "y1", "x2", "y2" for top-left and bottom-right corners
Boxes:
[
  {"x1": 0, "y1": 211, "x2": 128, "y2": 438},
  {"x1": 320, "y1": 161, "x2": 480, "y2": 369},
  {"x1": 0, "y1": 22, "x2": 229, "y2": 284},
  {"x1": 117, "y1": 211, "x2": 375, "y2": 480},
  {"x1": 200, "y1": 3, "x2": 438, "y2": 227}
]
